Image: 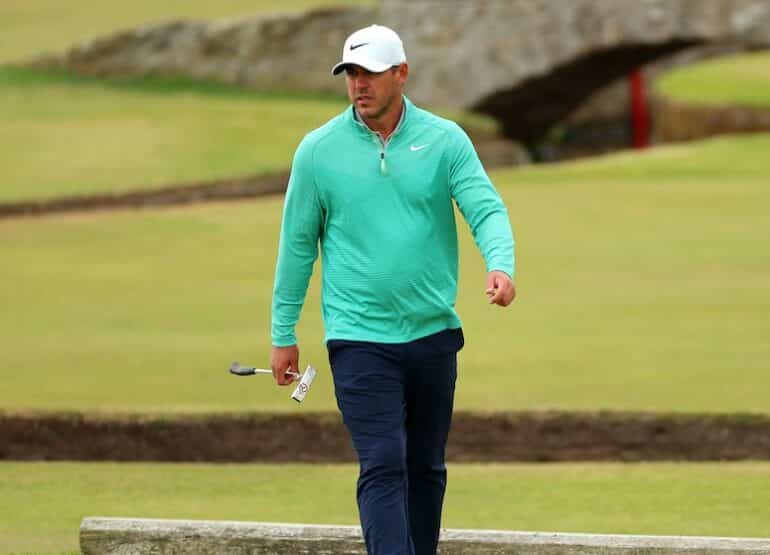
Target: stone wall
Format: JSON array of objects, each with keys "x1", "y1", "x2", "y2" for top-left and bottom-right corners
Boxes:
[
  {"x1": 654, "y1": 96, "x2": 770, "y2": 141},
  {"x1": 80, "y1": 518, "x2": 770, "y2": 555},
  {"x1": 30, "y1": 7, "x2": 373, "y2": 94}
]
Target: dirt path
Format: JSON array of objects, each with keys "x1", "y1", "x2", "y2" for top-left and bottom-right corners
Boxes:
[
  {"x1": 3, "y1": 411, "x2": 769, "y2": 462},
  {"x1": 0, "y1": 173, "x2": 289, "y2": 219}
]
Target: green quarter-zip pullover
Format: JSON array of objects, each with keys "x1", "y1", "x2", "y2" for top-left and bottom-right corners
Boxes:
[{"x1": 271, "y1": 96, "x2": 514, "y2": 346}]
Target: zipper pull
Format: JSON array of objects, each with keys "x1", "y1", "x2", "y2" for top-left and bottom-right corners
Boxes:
[{"x1": 380, "y1": 152, "x2": 387, "y2": 175}]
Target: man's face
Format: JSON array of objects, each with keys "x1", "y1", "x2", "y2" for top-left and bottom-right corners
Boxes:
[{"x1": 345, "y1": 63, "x2": 408, "y2": 121}]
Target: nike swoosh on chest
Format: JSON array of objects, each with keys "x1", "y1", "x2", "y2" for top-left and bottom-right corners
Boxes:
[{"x1": 410, "y1": 144, "x2": 429, "y2": 151}]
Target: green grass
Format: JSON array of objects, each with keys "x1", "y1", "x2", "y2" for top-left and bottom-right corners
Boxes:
[
  {"x1": 1, "y1": 134, "x2": 769, "y2": 414},
  {"x1": 0, "y1": 68, "x2": 499, "y2": 203},
  {"x1": 657, "y1": 50, "x2": 770, "y2": 108},
  {"x1": 0, "y1": 67, "x2": 348, "y2": 203},
  {"x1": 1, "y1": 462, "x2": 769, "y2": 553},
  {"x1": 0, "y1": 0, "x2": 373, "y2": 64}
]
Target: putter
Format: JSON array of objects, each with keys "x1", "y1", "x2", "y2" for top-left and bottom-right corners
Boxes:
[{"x1": 229, "y1": 361, "x2": 317, "y2": 403}]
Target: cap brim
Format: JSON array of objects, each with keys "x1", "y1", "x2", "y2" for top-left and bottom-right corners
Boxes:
[{"x1": 331, "y1": 57, "x2": 393, "y2": 76}]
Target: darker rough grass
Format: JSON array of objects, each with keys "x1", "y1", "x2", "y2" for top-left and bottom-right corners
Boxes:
[
  {"x1": 3, "y1": 410, "x2": 770, "y2": 463},
  {"x1": 0, "y1": 171, "x2": 289, "y2": 219}
]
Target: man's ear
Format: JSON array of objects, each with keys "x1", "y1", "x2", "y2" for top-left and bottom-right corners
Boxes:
[{"x1": 398, "y1": 63, "x2": 409, "y2": 84}]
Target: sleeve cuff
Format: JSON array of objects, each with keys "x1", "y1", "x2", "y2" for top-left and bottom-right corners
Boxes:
[
  {"x1": 487, "y1": 264, "x2": 514, "y2": 279},
  {"x1": 271, "y1": 333, "x2": 297, "y2": 347}
]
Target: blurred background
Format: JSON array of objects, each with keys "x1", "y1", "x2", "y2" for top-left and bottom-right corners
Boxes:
[{"x1": 1, "y1": 1, "x2": 769, "y2": 553}]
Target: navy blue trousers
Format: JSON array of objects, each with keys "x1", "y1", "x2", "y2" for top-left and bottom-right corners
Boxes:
[{"x1": 327, "y1": 328, "x2": 464, "y2": 555}]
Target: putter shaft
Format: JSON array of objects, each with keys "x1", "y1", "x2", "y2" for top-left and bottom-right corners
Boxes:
[{"x1": 229, "y1": 362, "x2": 299, "y2": 378}]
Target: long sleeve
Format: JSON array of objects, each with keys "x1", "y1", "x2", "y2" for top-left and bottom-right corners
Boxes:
[
  {"x1": 448, "y1": 124, "x2": 515, "y2": 277},
  {"x1": 271, "y1": 137, "x2": 324, "y2": 346}
]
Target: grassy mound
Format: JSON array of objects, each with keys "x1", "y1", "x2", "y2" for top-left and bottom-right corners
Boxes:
[
  {"x1": 0, "y1": 68, "x2": 349, "y2": 203},
  {"x1": 0, "y1": 68, "x2": 500, "y2": 204}
]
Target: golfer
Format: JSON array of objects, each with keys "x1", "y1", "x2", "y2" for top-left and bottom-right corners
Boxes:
[{"x1": 270, "y1": 24, "x2": 515, "y2": 555}]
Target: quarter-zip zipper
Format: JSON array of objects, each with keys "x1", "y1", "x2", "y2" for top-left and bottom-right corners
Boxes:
[
  {"x1": 371, "y1": 123, "x2": 404, "y2": 175},
  {"x1": 371, "y1": 132, "x2": 388, "y2": 175},
  {"x1": 355, "y1": 101, "x2": 406, "y2": 176}
]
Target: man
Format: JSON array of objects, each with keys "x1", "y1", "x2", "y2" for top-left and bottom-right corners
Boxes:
[{"x1": 270, "y1": 24, "x2": 515, "y2": 555}]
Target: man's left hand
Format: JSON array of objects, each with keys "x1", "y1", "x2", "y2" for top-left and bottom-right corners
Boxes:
[{"x1": 485, "y1": 270, "x2": 516, "y2": 307}]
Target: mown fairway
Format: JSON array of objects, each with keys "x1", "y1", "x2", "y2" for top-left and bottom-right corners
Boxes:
[
  {"x1": 0, "y1": 0, "x2": 373, "y2": 64},
  {"x1": 657, "y1": 50, "x2": 770, "y2": 107},
  {"x1": 0, "y1": 68, "x2": 348, "y2": 203},
  {"x1": 2, "y1": 134, "x2": 768, "y2": 413},
  {"x1": 0, "y1": 69, "x2": 495, "y2": 203},
  {"x1": 2, "y1": 462, "x2": 769, "y2": 553}
]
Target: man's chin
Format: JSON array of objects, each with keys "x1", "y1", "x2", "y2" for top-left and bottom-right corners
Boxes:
[{"x1": 358, "y1": 107, "x2": 384, "y2": 120}]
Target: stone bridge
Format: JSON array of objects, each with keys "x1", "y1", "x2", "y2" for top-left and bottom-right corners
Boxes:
[{"x1": 31, "y1": 0, "x2": 770, "y2": 143}]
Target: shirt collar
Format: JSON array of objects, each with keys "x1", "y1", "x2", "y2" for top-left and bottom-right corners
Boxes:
[{"x1": 352, "y1": 96, "x2": 408, "y2": 138}]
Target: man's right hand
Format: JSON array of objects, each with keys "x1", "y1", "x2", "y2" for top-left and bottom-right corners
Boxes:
[{"x1": 271, "y1": 345, "x2": 300, "y2": 386}]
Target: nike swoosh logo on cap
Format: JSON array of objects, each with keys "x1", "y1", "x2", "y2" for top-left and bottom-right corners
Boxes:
[
  {"x1": 350, "y1": 42, "x2": 369, "y2": 50},
  {"x1": 410, "y1": 144, "x2": 429, "y2": 152}
]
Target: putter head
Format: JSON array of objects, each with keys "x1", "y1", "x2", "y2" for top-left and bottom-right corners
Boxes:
[
  {"x1": 229, "y1": 362, "x2": 255, "y2": 376},
  {"x1": 291, "y1": 365, "x2": 317, "y2": 403}
]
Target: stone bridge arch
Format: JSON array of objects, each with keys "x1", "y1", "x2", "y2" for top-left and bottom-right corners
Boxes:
[
  {"x1": 470, "y1": 40, "x2": 700, "y2": 142},
  {"x1": 384, "y1": 0, "x2": 770, "y2": 143},
  {"x1": 33, "y1": 0, "x2": 770, "y2": 145}
]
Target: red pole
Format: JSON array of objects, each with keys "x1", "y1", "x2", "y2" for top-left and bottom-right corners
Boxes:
[{"x1": 629, "y1": 70, "x2": 650, "y2": 149}]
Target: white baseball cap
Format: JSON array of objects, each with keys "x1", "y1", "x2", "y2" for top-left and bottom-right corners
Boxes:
[{"x1": 331, "y1": 24, "x2": 407, "y2": 76}]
